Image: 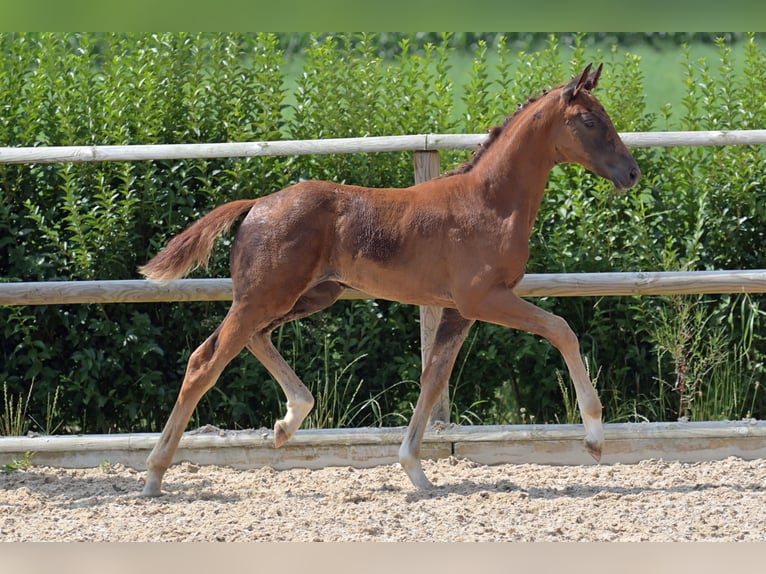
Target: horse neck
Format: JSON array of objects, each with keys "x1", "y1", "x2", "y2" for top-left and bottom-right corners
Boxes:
[{"x1": 472, "y1": 92, "x2": 562, "y2": 217}]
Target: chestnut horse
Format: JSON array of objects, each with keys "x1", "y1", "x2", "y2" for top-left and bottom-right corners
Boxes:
[{"x1": 138, "y1": 63, "x2": 640, "y2": 496}]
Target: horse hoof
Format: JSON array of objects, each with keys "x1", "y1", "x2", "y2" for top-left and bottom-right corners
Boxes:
[
  {"x1": 585, "y1": 439, "x2": 602, "y2": 462},
  {"x1": 415, "y1": 477, "x2": 434, "y2": 490},
  {"x1": 141, "y1": 479, "x2": 163, "y2": 497},
  {"x1": 141, "y1": 470, "x2": 162, "y2": 498},
  {"x1": 141, "y1": 487, "x2": 162, "y2": 497},
  {"x1": 400, "y1": 459, "x2": 434, "y2": 490},
  {"x1": 274, "y1": 420, "x2": 290, "y2": 448},
  {"x1": 401, "y1": 468, "x2": 434, "y2": 490}
]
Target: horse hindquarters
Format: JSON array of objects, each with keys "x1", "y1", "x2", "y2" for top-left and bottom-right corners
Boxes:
[{"x1": 142, "y1": 187, "x2": 343, "y2": 496}]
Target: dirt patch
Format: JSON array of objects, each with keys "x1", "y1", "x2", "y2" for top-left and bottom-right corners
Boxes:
[{"x1": 2, "y1": 456, "x2": 765, "y2": 541}]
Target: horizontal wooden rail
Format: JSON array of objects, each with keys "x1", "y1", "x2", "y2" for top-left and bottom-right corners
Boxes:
[
  {"x1": 3, "y1": 269, "x2": 766, "y2": 306},
  {"x1": 1, "y1": 130, "x2": 765, "y2": 164},
  {"x1": 2, "y1": 421, "x2": 764, "y2": 470}
]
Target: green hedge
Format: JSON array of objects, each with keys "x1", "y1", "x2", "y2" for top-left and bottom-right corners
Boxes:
[{"x1": 1, "y1": 32, "x2": 765, "y2": 434}]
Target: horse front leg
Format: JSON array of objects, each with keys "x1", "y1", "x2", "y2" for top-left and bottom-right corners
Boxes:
[
  {"x1": 458, "y1": 289, "x2": 604, "y2": 461},
  {"x1": 399, "y1": 308, "x2": 474, "y2": 489}
]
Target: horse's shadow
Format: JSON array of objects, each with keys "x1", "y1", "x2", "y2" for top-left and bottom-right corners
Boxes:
[
  {"x1": 0, "y1": 467, "x2": 245, "y2": 509},
  {"x1": 402, "y1": 477, "x2": 764, "y2": 503},
  {"x1": 6, "y1": 466, "x2": 763, "y2": 509}
]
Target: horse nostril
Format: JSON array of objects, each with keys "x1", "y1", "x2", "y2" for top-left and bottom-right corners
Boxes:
[{"x1": 629, "y1": 167, "x2": 640, "y2": 183}]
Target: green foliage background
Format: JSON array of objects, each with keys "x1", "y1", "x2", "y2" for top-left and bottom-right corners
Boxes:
[{"x1": 1, "y1": 32, "x2": 765, "y2": 434}]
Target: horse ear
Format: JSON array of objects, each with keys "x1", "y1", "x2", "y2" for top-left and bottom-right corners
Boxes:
[
  {"x1": 587, "y1": 63, "x2": 603, "y2": 90},
  {"x1": 564, "y1": 63, "x2": 592, "y2": 102}
]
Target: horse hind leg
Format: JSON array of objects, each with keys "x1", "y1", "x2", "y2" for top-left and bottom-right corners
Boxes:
[
  {"x1": 399, "y1": 308, "x2": 474, "y2": 489},
  {"x1": 142, "y1": 304, "x2": 256, "y2": 497},
  {"x1": 247, "y1": 333, "x2": 315, "y2": 447},
  {"x1": 249, "y1": 281, "x2": 346, "y2": 448}
]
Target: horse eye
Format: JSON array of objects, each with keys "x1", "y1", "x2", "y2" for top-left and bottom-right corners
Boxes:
[{"x1": 582, "y1": 115, "x2": 595, "y2": 128}]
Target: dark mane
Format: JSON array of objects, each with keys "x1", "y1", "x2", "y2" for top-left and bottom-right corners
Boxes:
[{"x1": 441, "y1": 90, "x2": 549, "y2": 178}]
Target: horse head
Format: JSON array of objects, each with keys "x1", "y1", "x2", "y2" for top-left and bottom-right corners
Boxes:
[{"x1": 556, "y1": 63, "x2": 641, "y2": 190}]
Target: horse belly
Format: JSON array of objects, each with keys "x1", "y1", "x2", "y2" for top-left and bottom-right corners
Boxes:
[{"x1": 338, "y1": 255, "x2": 455, "y2": 308}]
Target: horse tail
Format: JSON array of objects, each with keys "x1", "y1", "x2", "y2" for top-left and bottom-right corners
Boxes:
[{"x1": 138, "y1": 199, "x2": 259, "y2": 282}]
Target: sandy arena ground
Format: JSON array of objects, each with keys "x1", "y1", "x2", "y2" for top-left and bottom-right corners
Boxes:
[{"x1": 2, "y1": 455, "x2": 765, "y2": 542}]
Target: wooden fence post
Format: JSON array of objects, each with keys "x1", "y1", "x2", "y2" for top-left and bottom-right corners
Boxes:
[{"x1": 413, "y1": 150, "x2": 450, "y2": 424}]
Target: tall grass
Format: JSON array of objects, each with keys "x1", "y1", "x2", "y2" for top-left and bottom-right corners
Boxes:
[
  {"x1": 0, "y1": 379, "x2": 63, "y2": 436},
  {"x1": 1, "y1": 381, "x2": 33, "y2": 436},
  {"x1": 302, "y1": 339, "x2": 378, "y2": 429},
  {"x1": 650, "y1": 294, "x2": 766, "y2": 421}
]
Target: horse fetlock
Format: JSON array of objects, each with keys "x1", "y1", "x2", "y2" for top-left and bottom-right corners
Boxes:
[
  {"x1": 398, "y1": 442, "x2": 433, "y2": 490},
  {"x1": 286, "y1": 394, "x2": 313, "y2": 422},
  {"x1": 288, "y1": 392, "x2": 313, "y2": 413}
]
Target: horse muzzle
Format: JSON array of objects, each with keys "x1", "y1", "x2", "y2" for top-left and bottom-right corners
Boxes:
[{"x1": 611, "y1": 161, "x2": 641, "y2": 191}]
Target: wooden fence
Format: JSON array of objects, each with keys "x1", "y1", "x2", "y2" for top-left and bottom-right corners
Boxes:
[
  {"x1": 3, "y1": 128, "x2": 766, "y2": 425},
  {"x1": 1, "y1": 129, "x2": 766, "y2": 164},
  {"x1": 2, "y1": 421, "x2": 766, "y2": 471}
]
